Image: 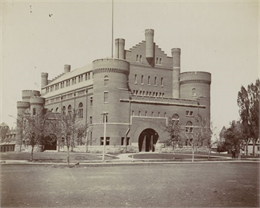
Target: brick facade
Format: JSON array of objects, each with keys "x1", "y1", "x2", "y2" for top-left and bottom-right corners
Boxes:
[{"x1": 16, "y1": 29, "x2": 211, "y2": 152}]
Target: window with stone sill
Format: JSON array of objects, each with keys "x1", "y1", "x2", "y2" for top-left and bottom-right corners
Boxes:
[{"x1": 186, "y1": 111, "x2": 193, "y2": 116}]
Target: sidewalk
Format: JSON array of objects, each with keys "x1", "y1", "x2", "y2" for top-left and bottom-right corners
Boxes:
[{"x1": 1, "y1": 153, "x2": 259, "y2": 166}]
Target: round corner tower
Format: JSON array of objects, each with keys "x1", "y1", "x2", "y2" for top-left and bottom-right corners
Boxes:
[
  {"x1": 16, "y1": 101, "x2": 30, "y2": 150},
  {"x1": 29, "y1": 96, "x2": 45, "y2": 115},
  {"x1": 92, "y1": 58, "x2": 130, "y2": 145},
  {"x1": 180, "y1": 71, "x2": 211, "y2": 121}
]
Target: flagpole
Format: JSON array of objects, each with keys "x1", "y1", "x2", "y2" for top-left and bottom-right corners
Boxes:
[{"x1": 111, "y1": 0, "x2": 114, "y2": 58}]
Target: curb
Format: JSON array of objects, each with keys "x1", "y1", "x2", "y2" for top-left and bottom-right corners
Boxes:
[{"x1": 1, "y1": 159, "x2": 259, "y2": 166}]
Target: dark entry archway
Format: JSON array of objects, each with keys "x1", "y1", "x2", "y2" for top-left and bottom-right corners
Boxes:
[
  {"x1": 138, "y1": 128, "x2": 159, "y2": 152},
  {"x1": 43, "y1": 134, "x2": 57, "y2": 151}
]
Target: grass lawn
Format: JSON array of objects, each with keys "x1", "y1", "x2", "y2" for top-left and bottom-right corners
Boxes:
[
  {"x1": 0, "y1": 152, "x2": 116, "y2": 162},
  {"x1": 132, "y1": 153, "x2": 217, "y2": 160}
]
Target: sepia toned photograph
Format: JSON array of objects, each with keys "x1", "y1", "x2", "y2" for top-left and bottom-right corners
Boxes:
[{"x1": 1, "y1": 0, "x2": 259, "y2": 207}]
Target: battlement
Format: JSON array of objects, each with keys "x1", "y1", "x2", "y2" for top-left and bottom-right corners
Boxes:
[
  {"x1": 116, "y1": 38, "x2": 125, "y2": 44},
  {"x1": 17, "y1": 101, "x2": 30, "y2": 109},
  {"x1": 145, "y1": 29, "x2": 154, "y2": 35},
  {"x1": 41, "y1": 73, "x2": 48, "y2": 77},
  {"x1": 171, "y1": 48, "x2": 181, "y2": 53},
  {"x1": 22, "y1": 90, "x2": 40, "y2": 101},
  {"x1": 92, "y1": 58, "x2": 130, "y2": 75},
  {"x1": 29, "y1": 96, "x2": 45, "y2": 105},
  {"x1": 180, "y1": 71, "x2": 211, "y2": 84}
]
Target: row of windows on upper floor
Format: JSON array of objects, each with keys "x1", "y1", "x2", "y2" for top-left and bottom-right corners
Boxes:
[
  {"x1": 135, "y1": 54, "x2": 163, "y2": 65},
  {"x1": 49, "y1": 102, "x2": 84, "y2": 118},
  {"x1": 131, "y1": 111, "x2": 194, "y2": 119},
  {"x1": 45, "y1": 90, "x2": 86, "y2": 105},
  {"x1": 134, "y1": 75, "x2": 164, "y2": 86},
  {"x1": 46, "y1": 72, "x2": 93, "y2": 93},
  {"x1": 132, "y1": 90, "x2": 165, "y2": 98}
]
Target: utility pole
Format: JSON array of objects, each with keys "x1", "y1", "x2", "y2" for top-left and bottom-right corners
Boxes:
[{"x1": 102, "y1": 112, "x2": 108, "y2": 162}]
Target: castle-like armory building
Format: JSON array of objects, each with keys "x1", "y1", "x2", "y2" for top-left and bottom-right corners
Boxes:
[{"x1": 16, "y1": 29, "x2": 211, "y2": 152}]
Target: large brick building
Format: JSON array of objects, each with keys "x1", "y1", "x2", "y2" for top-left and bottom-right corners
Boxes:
[{"x1": 16, "y1": 29, "x2": 211, "y2": 152}]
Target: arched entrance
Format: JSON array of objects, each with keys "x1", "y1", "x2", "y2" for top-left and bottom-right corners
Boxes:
[
  {"x1": 138, "y1": 128, "x2": 159, "y2": 152},
  {"x1": 43, "y1": 134, "x2": 57, "y2": 151}
]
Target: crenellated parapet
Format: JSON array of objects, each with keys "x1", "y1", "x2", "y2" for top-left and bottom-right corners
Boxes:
[
  {"x1": 17, "y1": 101, "x2": 30, "y2": 109},
  {"x1": 180, "y1": 72, "x2": 211, "y2": 85},
  {"x1": 64, "y1": 64, "x2": 71, "y2": 73},
  {"x1": 22, "y1": 90, "x2": 40, "y2": 102},
  {"x1": 93, "y1": 58, "x2": 130, "y2": 75},
  {"x1": 29, "y1": 96, "x2": 45, "y2": 105}
]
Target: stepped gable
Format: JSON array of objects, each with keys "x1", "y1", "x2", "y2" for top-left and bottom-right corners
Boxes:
[
  {"x1": 128, "y1": 41, "x2": 145, "y2": 52},
  {"x1": 128, "y1": 41, "x2": 169, "y2": 58},
  {"x1": 154, "y1": 44, "x2": 169, "y2": 58}
]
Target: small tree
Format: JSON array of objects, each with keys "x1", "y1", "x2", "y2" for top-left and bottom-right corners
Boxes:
[
  {"x1": 22, "y1": 109, "x2": 50, "y2": 161},
  {"x1": 189, "y1": 115, "x2": 212, "y2": 162},
  {"x1": 163, "y1": 115, "x2": 183, "y2": 157},
  {"x1": 50, "y1": 109, "x2": 88, "y2": 165}
]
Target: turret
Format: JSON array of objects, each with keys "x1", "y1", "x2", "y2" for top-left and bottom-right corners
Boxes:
[
  {"x1": 115, "y1": 38, "x2": 125, "y2": 59},
  {"x1": 145, "y1": 29, "x2": 154, "y2": 59},
  {"x1": 180, "y1": 71, "x2": 211, "y2": 122},
  {"x1": 172, "y1": 48, "x2": 181, "y2": 98},
  {"x1": 92, "y1": 58, "x2": 130, "y2": 145},
  {"x1": 29, "y1": 96, "x2": 45, "y2": 115},
  {"x1": 41, "y1": 73, "x2": 48, "y2": 88},
  {"x1": 22, "y1": 90, "x2": 40, "y2": 102},
  {"x1": 64, "y1": 64, "x2": 71, "y2": 73},
  {"x1": 16, "y1": 101, "x2": 30, "y2": 150}
]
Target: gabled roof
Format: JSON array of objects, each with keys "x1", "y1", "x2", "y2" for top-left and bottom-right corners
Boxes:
[{"x1": 45, "y1": 64, "x2": 92, "y2": 87}]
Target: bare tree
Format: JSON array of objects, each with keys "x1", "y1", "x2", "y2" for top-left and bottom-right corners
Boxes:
[
  {"x1": 50, "y1": 109, "x2": 88, "y2": 165},
  {"x1": 163, "y1": 116, "x2": 183, "y2": 157},
  {"x1": 20, "y1": 109, "x2": 50, "y2": 161},
  {"x1": 188, "y1": 115, "x2": 212, "y2": 162}
]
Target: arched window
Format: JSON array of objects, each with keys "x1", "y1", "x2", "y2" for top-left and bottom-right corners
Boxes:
[
  {"x1": 154, "y1": 77, "x2": 157, "y2": 86},
  {"x1": 192, "y1": 88, "x2": 196, "y2": 96},
  {"x1": 186, "y1": 121, "x2": 193, "y2": 133},
  {"x1": 56, "y1": 107, "x2": 59, "y2": 112},
  {"x1": 62, "y1": 106, "x2": 66, "y2": 115},
  {"x1": 172, "y1": 114, "x2": 179, "y2": 125},
  {"x1": 78, "y1": 103, "x2": 83, "y2": 118},
  {"x1": 33, "y1": 108, "x2": 36, "y2": 115},
  {"x1": 68, "y1": 105, "x2": 72, "y2": 117},
  {"x1": 104, "y1": 75, "x2": 109, "y2": 86}
]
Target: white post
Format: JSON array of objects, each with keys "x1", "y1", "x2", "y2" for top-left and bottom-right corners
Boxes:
[{"x1": 102, "y1": 113, "x2": 107, "y2": 162}]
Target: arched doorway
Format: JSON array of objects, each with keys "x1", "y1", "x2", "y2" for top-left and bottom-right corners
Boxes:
[
  {"x1": 138, "y1": 128, "x2": 159, "y2": 152},
  {"x1": 43, "y1": 134, "x2": 57, "y2": 151}
]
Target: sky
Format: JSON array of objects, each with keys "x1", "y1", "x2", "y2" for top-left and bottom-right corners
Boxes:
[{"x1": 1, "y1": 0, "x2": 259, "y2": 139}]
